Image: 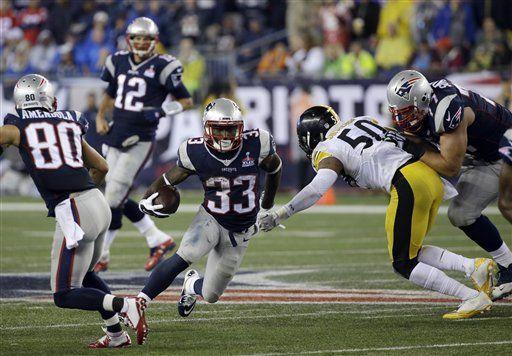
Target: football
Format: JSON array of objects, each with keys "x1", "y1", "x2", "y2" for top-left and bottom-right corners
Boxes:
[{"x1": 153, "y1": 185, "x2": 180, "y2": 215}]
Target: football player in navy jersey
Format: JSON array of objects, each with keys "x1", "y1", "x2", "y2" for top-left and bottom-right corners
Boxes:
[
  {"x1": 94, "y1": 17, "x2": 193, "y2": 272},
  {"x1": 387, "y1": 70, "x2": 512, "y2": 300},
  {"x1": 498, "y1": 129, "x2": 512, "y2": 224},
  {"x1": 0, "y1": 74, "x2": 148, "y2": 347},
  {"x1": 134, "y1": 98, "x2": 282, "y2": 331}
]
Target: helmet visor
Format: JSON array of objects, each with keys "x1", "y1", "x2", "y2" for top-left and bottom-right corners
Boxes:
[{"x1": 204, "y1": 120, "x2": 244, "y2": 152}]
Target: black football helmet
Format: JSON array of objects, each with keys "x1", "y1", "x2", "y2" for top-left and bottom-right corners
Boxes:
[{"x1": 297, "y1": 105, "x2": 340, "y2": 158}]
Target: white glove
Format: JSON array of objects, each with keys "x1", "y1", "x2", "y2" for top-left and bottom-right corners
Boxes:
[
  {"x1": 162, "y1": 101, "x2": 184, "y2": 116},
  {"x1": 139, "y1": 192, "x2": 170, "y2": 218},
  {"x1": 258, "y1": 206, "x2": 290, "y2": 232}
]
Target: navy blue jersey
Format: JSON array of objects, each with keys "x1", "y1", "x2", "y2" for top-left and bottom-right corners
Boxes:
[
  {"x1": 100, "y1": 51, "x2": 191, "y2": 148},
  {"x1": 417, "y1": 79, "x2": 512, "y2": 162},
  {"x1": 500, "y1": 129, "x2": 512, "y2": 166},
  {"x1": 177, "y1": 129, "x2": 276, "y2": 232},
  {"x1": 3, "y1": 109, "x2": 95, "y2": 216}
]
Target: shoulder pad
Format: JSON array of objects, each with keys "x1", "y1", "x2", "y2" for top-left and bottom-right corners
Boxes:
[
  {"x1": 311, "y1": 141, "x2": 334, "y2": 172},
  {"x1": 433, "y1": 93, "x2": 464, "y2": 134},
  {"x1": 74, "y1": 111, "x2": 89, "y2": 134},
  {"x1": 3, "y1": 113, "x2": 20, "y2": 127},
  {"x1": 500, "y1": 129, "x2": 512, "y2": 165},
  {"x1": 177, "y1": 139, "x2": 199, "y2": 171},
  {"x1": 159, "y1": 57, "x2": 183, "y2": 86}
]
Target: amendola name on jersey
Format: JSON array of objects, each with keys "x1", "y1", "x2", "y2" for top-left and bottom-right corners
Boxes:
[
  {"x1": 418, "y1": 78, "x2": 512, "y2": 162},
  {"x1": 101, "y1": 51, "x2": 191, "y2": 147},
  {"x1": 3, "y1": 109, "x2": 95, "y2": 216},
  {"x1": 177, "y1": 129, "x2": 276, "y2": 232}
]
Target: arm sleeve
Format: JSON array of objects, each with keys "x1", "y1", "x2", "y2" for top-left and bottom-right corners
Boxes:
[
  {"x1": 159, "y1": 59, "x2": 191, "y2": 100},
  {"x1": 283, "y1": 168, "x2": 338, "y2": 216},
  {"x1": 100, "y1": 54, "x2": 116, "y2": 97},
  {"x1": 176, "y1": 141, "x2": 196, "y2": 172},
  {"x1": 258, "y1": 129, "x2": 276, "y2": 164},
  {"x1": 434, "y1": 93, "x2": 464, "y2": 134}
]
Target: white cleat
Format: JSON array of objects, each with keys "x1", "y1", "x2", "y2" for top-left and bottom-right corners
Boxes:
[
  {"x1": 120, "y1": 297, "x2": 148, "y2": 345},
  {"x1": 88, "y1": 329, "x2": 131, "y2": 349},
  {"x1": 469, "y1": 258, "x2": 496, "y2": 296},
  {"x1": 178, "y1": 269, "x2": 199, "y2": 317},
  {"x1": 443, "y1": 292, "x2": 493, "y2": 320}
]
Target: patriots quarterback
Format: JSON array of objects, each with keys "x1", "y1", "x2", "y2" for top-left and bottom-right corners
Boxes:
[
  {"x1": 260, "y1": 106, "x2": 496, "y2": 319},
  {"x1": 0, "y1": 74, "x2": 147, "y2": 347},
  {"x1": 135, "y1": 98, "x2": 282, "y2": 334},
  {"x1": 387, "y1": 70, "x2": 512, "y2": 301},
  {"x1": 94, "y1": 17, "x2": 193, "y2": 272}
]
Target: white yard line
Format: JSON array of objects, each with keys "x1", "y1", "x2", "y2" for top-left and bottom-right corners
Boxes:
[
  {"x1": 0, "y1": 203, "x2": 502, "y2": 215},
  {"x1": 243, "y1": 340, "x2": 512, "y2": 356}
]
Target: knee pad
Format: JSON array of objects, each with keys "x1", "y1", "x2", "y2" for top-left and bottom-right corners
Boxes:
[
  {"x1": 104, "y1": 180, "x2": 131, "y2": 208},
  {"x1": 109, "y1": 208, "x2": 123, "y2": 230},
  {"x1": 392, "y1": 257, "x2": 419, "y2": 279},
  {"x1": 447, "y1": 200, "x2": 479, "y2": 227},
  {"x1": 53, "y1": 290, "x2": 69, "y2": 308}
]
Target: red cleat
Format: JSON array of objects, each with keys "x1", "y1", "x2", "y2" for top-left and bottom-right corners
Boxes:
[
  {"x1": 144, "y1": 238, "x2": 176, "y2": 271},
  {"x1": 88, "y1": 330, "x2": 131, "y2": 348},
  {"x1": 120, "y1": 297, "x2": 149, "y2": 345}
]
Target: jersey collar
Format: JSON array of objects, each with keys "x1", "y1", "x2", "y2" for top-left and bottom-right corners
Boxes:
[
  {"x1": 204, "y1": 142, "x2": 244, "y2": 167},
  {"x1": 128, "y1": 54, "x2": 158, "y2": 71}
]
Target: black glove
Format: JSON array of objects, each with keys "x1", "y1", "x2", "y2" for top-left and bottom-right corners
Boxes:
[
  {"x1": 143, "y1": 108, "x2": 165, "y2": 123},
  {"x1": 402, "y1": 138, "x2": 426, "y2": 160}
]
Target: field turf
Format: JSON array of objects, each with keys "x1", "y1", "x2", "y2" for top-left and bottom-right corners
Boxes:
[{"x1": 1, "y1": 192, "x2": 511, "y2": 355}]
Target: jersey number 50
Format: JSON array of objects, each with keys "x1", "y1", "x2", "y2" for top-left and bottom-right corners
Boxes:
[{"x1": 114, "y1": 74, "x2": 147, "y2": 112}]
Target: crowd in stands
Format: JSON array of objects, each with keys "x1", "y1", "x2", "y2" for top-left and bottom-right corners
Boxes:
[{"x1": 1, "y1": 0, "x2": 511, "y2": 83}]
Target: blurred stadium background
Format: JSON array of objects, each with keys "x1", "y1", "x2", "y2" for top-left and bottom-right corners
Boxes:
[{"x1": 1, "y1": 0, "x2": 511, "y2": 196}]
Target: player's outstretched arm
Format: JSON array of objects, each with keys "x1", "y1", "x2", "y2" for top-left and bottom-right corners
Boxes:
[
  {"x1": 259, "y1": 157, "x2": 342, "y2": 232},
  {"x1": 96, "y1": 93, "x2": 114, "y2": 135},
  {"x1": 259, "y1": 153, "x2": 282, "y2": 209},
  {"x1": 82, "y1": 139, "x2": 109, "y2": 185},
  {"x1": 420, "y1": 111, "x2": 471, "y2": 177},
  {"x1": 498, "y1": 164, "x2": 512, "y2": 224}
]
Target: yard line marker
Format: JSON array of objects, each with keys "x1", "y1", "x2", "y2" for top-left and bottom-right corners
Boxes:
[{"x1": 242, "y1": 340, "x2": 512, "y2": 356}]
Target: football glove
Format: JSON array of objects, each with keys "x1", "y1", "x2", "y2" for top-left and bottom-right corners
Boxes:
[
  {"x1": 139, "y1": 192, "x2": 170, "y2": 218},
  {"x1": 162, "y1": 101, "x2": 183, "y2": 116},
  {"x1": 258, "y1": 206, "x2": 290, "y2": 232}
]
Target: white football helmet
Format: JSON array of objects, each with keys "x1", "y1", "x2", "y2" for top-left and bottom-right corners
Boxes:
[
  {"x1": 387, "y1": 70, "x2": 432, "y2": 132},
  {"x1": 13, "y1": 74, "x2": 56, "y2": 112},
  {"x1": 126, "y1": 17, "x2": 159, "y2": 58},
  {"x1": 203, "y1": 98, "x2": 244, "y2": 152}
]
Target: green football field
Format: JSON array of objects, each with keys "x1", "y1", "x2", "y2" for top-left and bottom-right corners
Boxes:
[{"x1": 1, "y1": 192, "x2": 511, "y2": 355}]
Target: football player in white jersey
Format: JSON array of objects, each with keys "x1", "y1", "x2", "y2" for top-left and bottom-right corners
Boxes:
[{"x1": 259, "y1": 106, "x2": 497, "y2": 319}]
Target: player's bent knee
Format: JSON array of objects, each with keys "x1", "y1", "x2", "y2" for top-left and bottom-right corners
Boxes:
[
  {"x1": 202, "y1": 290, "x2": 220, "y2": 303},
  {"x1": 53, "y1": 290, "x2": 70, "y2": 308},
  {"x1": 104, "y1": 181, "x2": 131, "y2": 208},
  {"x1": 392, "y1": 258, "x2": 419, "y2": 279},
  {"x1": 447, "y1": 202, "x2": 479, "y2": 227}
]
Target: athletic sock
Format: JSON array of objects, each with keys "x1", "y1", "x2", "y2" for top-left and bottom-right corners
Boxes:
[
  {"x1": 193, "y1": 278, "x2": 204, "y2": 297},
  {"x1": 102, "y1": 294, "x2": 125, "y2": 313},
  {"x1": 83, "y1": 272, "x2": 117, "y2": 320},
  {"x1": 103, "y1": 315, "x2": 122, "y2": 333},
  {"x1": 489, "y1": 242, "x2": 512, "y2": 268},
  {"x1": 409, "y1": 262, "x2": 479, "y2": 300},
  {"x1": 137, "y1": 292, "x2": 152, "y2": 304},
  {"x1": 418, "y1": 245, "x2": 474, "y2": 276},
  {"x1": 460, "y1": 215, "x2": 503, "y2": 252},
  {"x1": 101, "y1": 229, "x2": 119, "y2": 260},
  {"x1": 141, "y1": 253, "x2": 189, "y2": 299}
]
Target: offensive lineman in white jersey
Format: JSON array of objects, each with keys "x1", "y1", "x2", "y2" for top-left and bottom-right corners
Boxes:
[{"x1": 259, "y1": 106, "x2": 497, "y2": 319}]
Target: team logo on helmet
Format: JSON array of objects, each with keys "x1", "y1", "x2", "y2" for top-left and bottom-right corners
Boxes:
[{"x1": 395, "y1": 77, "x2": 421, "y2": 100}]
